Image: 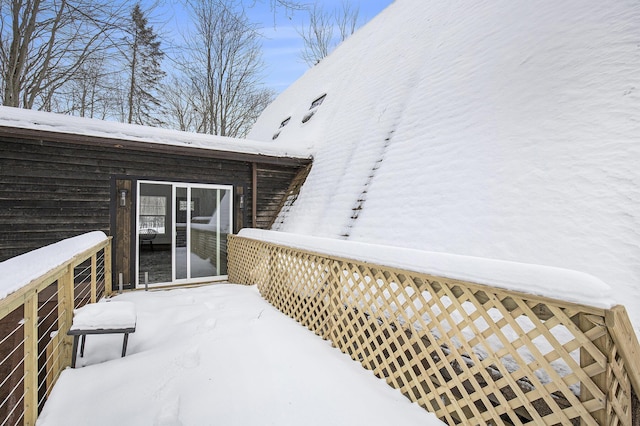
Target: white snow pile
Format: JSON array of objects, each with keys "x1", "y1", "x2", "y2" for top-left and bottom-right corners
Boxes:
[
  {"x1": 37, "y1": 285, "x2": 443, "y2": 426},
  {"x1": 0, "y1": 105, "x2": 311, "y2": 159},
  {"x1": 238, "y1": 229, "x2": 615, "y2": 309},
  {"x1": 70, "y1": 301, "x2": 137, "y2": 331},
  {"x1": 0, "y1": 231, "x2": 107, "y2": 301},
  {"x1": 249, "y1": 0, "x2": 640, "y2": 332}
]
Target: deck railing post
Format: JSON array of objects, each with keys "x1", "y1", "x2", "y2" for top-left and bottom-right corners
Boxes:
[
  {"x1": 578, "y1": 313, "x2": 610, "y2": 425},
  {"x1": 0, "y1": 235, "x2": 113, "y2": 424},
  {"x1": 235, "y1": 236, "x2": 640, "y2": 425},
  {"x1": 91, "y1": 253, "x2": 97, "y2": 303},
  {"x1": 105, "y1": 239, "x2": 113, "y2": 296},
  {"x1": 57, "y1": 266, "x2": 75, "y2": 369},
  {"x1": 23, "y1": 290, "x2": 39, "y2": 426}
]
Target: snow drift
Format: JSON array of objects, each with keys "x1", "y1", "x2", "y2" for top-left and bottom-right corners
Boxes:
[{"x1": 248, "y1": 0, "x2": 640, "y2": 331}]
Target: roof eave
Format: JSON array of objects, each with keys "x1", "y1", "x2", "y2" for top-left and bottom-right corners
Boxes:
[{"x1": 0, "y1": 125, "x2": 312, "y2": 167}]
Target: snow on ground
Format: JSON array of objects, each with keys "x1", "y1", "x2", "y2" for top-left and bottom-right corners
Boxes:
[
  {"x1": 0, "y1": 231, "x2": 107, "y2": 301},
  {"x1": 37, "y1": 285, "x2": 443, "y2": 426},
  {"x1": 0, "y1": 106, "x2": 311, "y2": 159},
  {"x1": 237, "y1": 229, "x2": 596, "y2": 396},
  {"x1": 249, "y1": 0, "x2": 640, "y2": 335}
]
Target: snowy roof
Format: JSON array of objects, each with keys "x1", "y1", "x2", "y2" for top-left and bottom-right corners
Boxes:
[
  {"x1": 0, "y1": 106, "x2": 311, "y2": 161},
  {"x1": 249, "y1": 0, "x2": 640, "y2": 331}
]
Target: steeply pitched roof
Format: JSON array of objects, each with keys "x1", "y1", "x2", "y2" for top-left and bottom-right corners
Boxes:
[{"x1": 249, "y1": 0, "x2": 640, "y2": 329}]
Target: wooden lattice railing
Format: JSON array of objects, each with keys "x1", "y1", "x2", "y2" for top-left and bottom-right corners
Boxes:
[
  {"x1": 228, "y1": 234, "x2": 640, "y2": 426},
  {"x1": 0, "y1": 235, "x2": 112, "y2": 426}
]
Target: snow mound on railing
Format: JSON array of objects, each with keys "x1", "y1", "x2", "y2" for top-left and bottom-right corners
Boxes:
[
  {"x1": 238, "y1": 229, "x2": 615, "y2": 309},
  {"x1": 0, "y1": 231, "x2": 108, "y2": 301}
]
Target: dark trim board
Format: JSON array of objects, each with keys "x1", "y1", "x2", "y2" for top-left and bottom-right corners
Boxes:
[
  {"x1": 0, "y1": 132, "x2": 311, "y2": 283},
  {"x1": 0, "y1": 126, "x2": 311, "y2": 167}
]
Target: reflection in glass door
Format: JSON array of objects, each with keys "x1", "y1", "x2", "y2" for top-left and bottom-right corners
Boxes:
[
  {"x1": 190, "y1": 187, "x2": 232, "y2": 278},
  {"x1": 175, "y1": 186, "x2": 188, "y2": 280},
  {"x1": 137, "y1": 181, "x2": 233, "y2": 287},
  {"x1": 138, "y1": 183, "x2": 172, "y2": 285}
]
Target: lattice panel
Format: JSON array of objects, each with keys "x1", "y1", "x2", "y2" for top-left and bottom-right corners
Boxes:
[{"x1": 228, "y1": 235, "x2": 635, "y2": 426}]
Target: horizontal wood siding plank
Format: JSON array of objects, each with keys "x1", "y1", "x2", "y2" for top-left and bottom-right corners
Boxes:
[
  {"x1": 255, "y1": 165, "x2": 302, "y2": 229},
  {"x1": 0, "y1": 136, "x2": 306, "y2": 262},
  {"x1": 0, "y1": 126, "x2": 311, "y2": 167}
]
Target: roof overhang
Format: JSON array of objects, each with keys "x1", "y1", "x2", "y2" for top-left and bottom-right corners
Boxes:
[{"x1": 0, "y1": 125, "x2": 312, "y2": 168}]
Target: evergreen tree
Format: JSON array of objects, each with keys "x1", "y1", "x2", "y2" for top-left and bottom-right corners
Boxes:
[{"x1": 127, "y1": 3, "x2": 165, "y2": 125}]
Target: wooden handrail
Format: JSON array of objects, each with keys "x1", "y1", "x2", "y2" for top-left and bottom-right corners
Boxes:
[
  {"x1": 228, "y1": 234, "x2": 640, "y2": 425},
  {"x1": 0, "y1": 235, "x2": 112, "y2": 426},
  {"x1": 0, "y1": 238, "x2": 111, "y2": 321}
]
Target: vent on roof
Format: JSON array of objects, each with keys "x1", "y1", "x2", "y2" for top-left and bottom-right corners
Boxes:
[
  {"x1": 272, "y1": 131, "x2": 280, "y2": 140},
  {"x1": 301, "y1": 111, "x2": 315, "y2": 124},
  {"x1": 309, "y1": 94, "x2": 326, "y2": 110},
  {"x1": 301, "y1": 94, "x2": 326, "y2": 124},
  {"x1": 279, "y1": 117, "x2": 291, "y2": 128}
]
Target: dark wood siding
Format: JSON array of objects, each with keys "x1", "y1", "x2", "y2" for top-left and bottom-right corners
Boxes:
[
  {"x1": 0, "y1": 136, "x2": 308, "y2": 262},
  {"x1": 255, "y1": 165, "x2": 304, "y2": 229}
]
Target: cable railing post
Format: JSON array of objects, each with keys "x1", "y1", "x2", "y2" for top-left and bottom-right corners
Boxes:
[
  {"x1": 91, "y1": 253, "x2": 97, "y2": 303},
  {"x1": 57, "y1": 266, "x2": 74, "y2": 369},
  {"x1": 105, "y1": 239, "x2": 113, "y2": 297},
  {"x1": 23, "y1": 290, "x2": 38, "y2": 426},
  {"x1": 0, "y1": 234, "x2": 112, "y2": 424}
]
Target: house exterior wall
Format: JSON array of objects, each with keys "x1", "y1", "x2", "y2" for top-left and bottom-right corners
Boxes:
[
  {"x1": 0, "y1": 135, "x2": 307, "y2": 267},
  {"x1": 255, "y1": 164, "x2": 308, "y2": 229}
]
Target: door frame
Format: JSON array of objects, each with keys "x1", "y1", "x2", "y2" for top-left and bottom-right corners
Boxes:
[
  {"x1": 111, "y1": 177, "x2": 136, "y2": 290},
  {"x1": 136, "y1": 180, "x2": 234, "y2": 288}
]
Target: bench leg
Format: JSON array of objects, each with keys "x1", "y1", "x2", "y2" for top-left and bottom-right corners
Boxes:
[
  {"x1": 122, "y1": 333, "x2": 130, "y2": 357},
  {"x1": 71, "y1": 335, "x2": 79, "y2": 368},
  {"x1": 80, "y1": 334, "x2": 86, "y2": 358}
]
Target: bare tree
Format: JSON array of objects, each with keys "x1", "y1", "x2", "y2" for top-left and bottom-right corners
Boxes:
[
  {"x1": 178, "y1": 1, "x2": 274, "y2": 137},
  {"x1": 161, "y1": 75, "x2": 200, "y2": 132},
  {"x1": 0, "y1": 0, "x2": 126, "y2": 109},
  {"x1": 297, "y1": 0, "x2": 360, "y2": 66},
  {"x1": 335, "y1": 1, "x2": 359, "y2": 41},
  {"x1": 56, "y1": 55, "x2": 119, "y2": 119}
]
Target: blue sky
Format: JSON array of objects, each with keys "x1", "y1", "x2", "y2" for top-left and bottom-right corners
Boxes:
[
  {"x1": 156, "y1": 0, "x2": 394, "y2": 94},
  {"x1": 256, "y1": 0, "x2": 394, "y2": 92}
]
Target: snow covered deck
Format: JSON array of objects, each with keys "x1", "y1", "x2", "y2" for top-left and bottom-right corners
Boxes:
[
  {"x1": 37, "y1": 285, "x2": 443, "y2": 426},
  {"x1": 2, "y1": 232, "x2": 639, "y2": 425},
  {"x1": 228, "y1": 232, "x2": 640, "y2": 425}
]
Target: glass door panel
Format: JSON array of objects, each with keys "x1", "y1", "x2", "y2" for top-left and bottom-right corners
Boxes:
[
  {"x1": 190, "y1": 188, "x2": 218, "y2": 279},
  {"x1": 175, "y1": 186, "x2": 188, "y2": 280},
  {"x1": 138, "y1": 183, "x2": 172, "y2": 285},
  {"x1": 137, "y1": 181, "x2": 233, "y2": 287},
  {"x1": 218, "y1": 189, "x2": 232, "y2": 276},
  {"x1": 187, "y1": 187, "x2": 233, "y2": 278}
]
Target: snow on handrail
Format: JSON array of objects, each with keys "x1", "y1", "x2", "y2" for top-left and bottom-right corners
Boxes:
[
  {"x1": 229, "y1": 232, "x2": 640, "y2": 425},
  {"x1": 0, "y1": 232, "x2": 112, "y2": 425},
  {"x1": 0, "y1": 231, "x2": 108, "y2": 302},
  {"x1": 237, "y1": 228, "x2": 615, "y2": 310}
]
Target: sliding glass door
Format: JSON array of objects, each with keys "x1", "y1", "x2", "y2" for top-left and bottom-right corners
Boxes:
[{"x1": 137, "y1": 181, "x2": 232, "y2": 287}]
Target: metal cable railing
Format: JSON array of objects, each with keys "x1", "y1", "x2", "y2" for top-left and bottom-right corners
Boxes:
[
  {"x1": 0, "y1": 310, "x2": 25, "y2": 426},
  {"x1": 0, "y1": 236, "x2": 112, "y2": 425}
]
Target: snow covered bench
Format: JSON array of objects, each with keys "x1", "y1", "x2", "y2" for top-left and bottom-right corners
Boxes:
[{"x1": 67, "y1": 301, "x2": 137, "y2": 368}]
